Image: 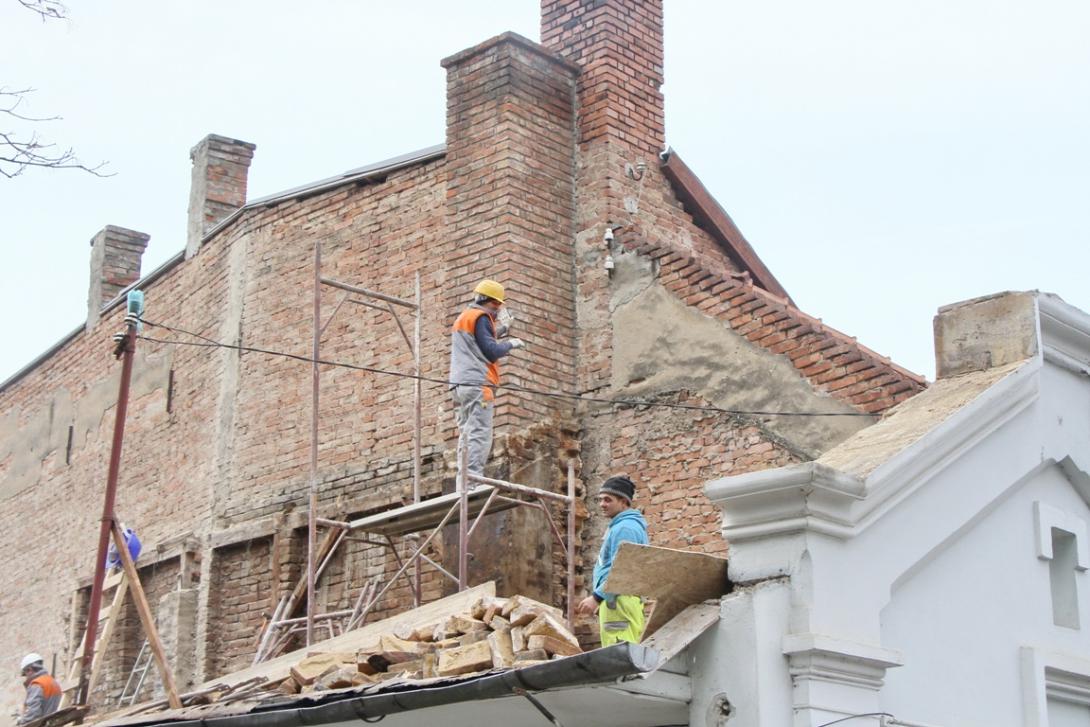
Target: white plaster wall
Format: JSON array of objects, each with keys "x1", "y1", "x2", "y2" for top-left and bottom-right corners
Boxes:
[
  {"x1": 874, "y1": 360, "x2": 1090, "y2": 726},
  {"x1": 879, "y1": 463, "x2": 1090, "y2": 725}
]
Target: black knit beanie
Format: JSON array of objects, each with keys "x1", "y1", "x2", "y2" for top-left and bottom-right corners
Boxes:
[{"x1": 600, "y1": 475, "x2": 635, "y2": 503}]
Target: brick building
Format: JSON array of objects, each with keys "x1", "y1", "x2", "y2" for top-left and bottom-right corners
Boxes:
[{"x1": 0, "y1": 0, "x2": 924, "y2": 714}]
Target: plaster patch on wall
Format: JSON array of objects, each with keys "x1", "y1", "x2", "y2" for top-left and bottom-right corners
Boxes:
[
  {"x1": 607, "y1": 246, "x2": 655, "y2": 311},
  {"x1": 611, "y1": 281, "x2": 869, "y2": 456},
  {"x1": 0, "y1": 349, "x2": 172, "y2": 500}
]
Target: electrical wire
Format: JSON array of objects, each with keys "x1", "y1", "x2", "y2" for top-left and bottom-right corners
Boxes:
[
  {"x1": 136, "y1": 317, "x2": 874, "y2": 418},
  {"x1": 816, "y1": 713, "x2": 895, "y2": 727}
]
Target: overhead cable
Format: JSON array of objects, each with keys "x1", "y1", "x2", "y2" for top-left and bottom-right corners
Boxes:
[{"x1": 136, "y1": 318, "x2": 873, "y2": 418}]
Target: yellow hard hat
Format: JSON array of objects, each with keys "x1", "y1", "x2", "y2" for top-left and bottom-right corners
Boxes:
[{"x1": 473, "y1": 279, "x2": 505, "y2": 303}]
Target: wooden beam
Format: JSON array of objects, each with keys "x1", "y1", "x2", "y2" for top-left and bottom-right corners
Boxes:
[
  {"x1": 286, "y1": 524, "x2": 341, "y2": 617},
  {"x1": 603, "y1": 542, "x2": 729, "y2": 638},
  {"x1": 660, "y1": 149, "x2": 794, "y2": 305},
  {"x1": 111, "y1": 523, "x2": 182, "y2": 710},
  {"x1": 639, "y1": 601, "x2": 720, "y2": 672},
  {"x1": 84, "y1": 574, "x2": 130, "y2": 699}
]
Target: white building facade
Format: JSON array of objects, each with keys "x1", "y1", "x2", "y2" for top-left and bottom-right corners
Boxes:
[{"x1": 700, "y1": 291, "x2": 1090, "y2": 727}]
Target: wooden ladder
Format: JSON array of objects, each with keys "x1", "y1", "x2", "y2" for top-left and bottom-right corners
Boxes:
[{"x1": 60, "y1": 570, "x2": 129, "y2": 707}]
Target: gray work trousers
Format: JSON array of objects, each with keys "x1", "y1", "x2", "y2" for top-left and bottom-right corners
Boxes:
[{"x1": 452, "y1": 385, "x2": 494, "y2": 475}]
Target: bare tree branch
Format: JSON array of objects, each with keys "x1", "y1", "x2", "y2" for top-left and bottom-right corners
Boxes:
[
  {"x1": 17, "y1": 0, "x2": 66, "y2": 21},
  {"x1": 1, "y1": 87, "x2": 111, "y2": 178},
  {"x1": 4, "y1": 0, "x2": 111, "y2": 177}
]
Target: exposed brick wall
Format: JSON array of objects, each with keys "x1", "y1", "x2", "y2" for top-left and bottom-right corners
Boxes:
[
  {"x1": 68, "y1": 558, "x2": 181, "y2": 710},
  {"x1": 573, "y1": 390, "x2": 803, "y2": 644},
  {"x1": 205, "y1": 538, "x2": 271, "y2": 679}
]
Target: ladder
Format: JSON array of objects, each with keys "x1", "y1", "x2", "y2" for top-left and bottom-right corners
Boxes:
[
  {"x1": 61, "y1": 570, "x2": 129, "y2": 707},
  {"x1": 117, "y1": 640, "x2": 152, "y2": 706}
]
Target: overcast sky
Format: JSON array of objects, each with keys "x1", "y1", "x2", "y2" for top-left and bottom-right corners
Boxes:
[{"x1": 2, "y1": 1, "x2": 1087, "y2": 385}]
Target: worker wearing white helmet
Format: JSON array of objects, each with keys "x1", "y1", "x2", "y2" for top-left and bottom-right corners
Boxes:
[
  {"x1": 448, "y1": 279, "x2": 525, "y2": 474},
  {"x1": 17, "y1": 653, "x2": 61, "y2": 725}
]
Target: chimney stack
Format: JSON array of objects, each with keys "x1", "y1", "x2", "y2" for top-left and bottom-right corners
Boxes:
[
  {"x1": 87, "y1": 225, "x2": 150, "y2": 329},
  {"x1": 186, "y1": 134, "x2": 256, "y2": 258},
  {"x1": 933, "y1": 292, "x2": 1040, "y2": 378},
  {"x1": 541, "y1": 0, "x2": 665, "y2": 156}
]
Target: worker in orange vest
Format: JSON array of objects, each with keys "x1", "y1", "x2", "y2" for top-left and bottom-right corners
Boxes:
[
  {"x1": 449, "y1": 279, "x2": 524, "y2": 474},
  {"x1": 17, "y1": 653, "x2": 61, "y2": 725}
]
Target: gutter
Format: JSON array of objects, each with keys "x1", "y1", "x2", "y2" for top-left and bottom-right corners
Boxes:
[{"x1": 117, "y1": 643, "x2": 659, "y2": 727}]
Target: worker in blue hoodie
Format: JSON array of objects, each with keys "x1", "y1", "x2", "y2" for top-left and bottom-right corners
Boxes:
[{"x1": 575, "y1": 475, "x2": 649, "y2": 645}]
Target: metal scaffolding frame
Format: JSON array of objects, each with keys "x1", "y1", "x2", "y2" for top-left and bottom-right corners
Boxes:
[
  {"x1": 255, "y1": 440, "x2": 579, "y2": 663},
  {"x1": 263, "y1": 244, "x2": 579, "y2": 651},
  {"x1": 306, "y1": 241, "x2": 423, "y2": 646}
]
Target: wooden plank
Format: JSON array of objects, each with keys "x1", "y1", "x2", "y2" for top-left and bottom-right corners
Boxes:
[
  {"x1": 61, "y1": 573, "x2": 129, "y2": 706},
  {"x1": 286, "y1": 525, "x2": 341, "y2": 617},
  {"x1": 84, "y1": 574, "x2": 130, "y2": 698},
  {"x1": 603, "y1": 542, "x2": 729, "y2": 638},
  {"x1": 639, "y1": 601, "x2": 720, "y2": 672},
  {"x1": 192, "y1": 582, "x2": 496, "y2": 690},
  {"x1": 111, "y1": 523, "x2": 182, "y2": 710},
  {"x1": 347, "y1": 487, "x2": 516, "y2": 536}
]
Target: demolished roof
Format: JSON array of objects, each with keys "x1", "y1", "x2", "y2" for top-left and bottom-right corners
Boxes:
[{"x1": 100, "y1": 643, "x2": 670, "y2": 727}]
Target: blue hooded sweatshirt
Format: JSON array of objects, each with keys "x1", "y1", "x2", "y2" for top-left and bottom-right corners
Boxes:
[{"x1": 591, "y1": 509, "x2": 649, "y2": 602}]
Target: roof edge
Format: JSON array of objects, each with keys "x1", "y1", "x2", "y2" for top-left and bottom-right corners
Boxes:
[
  {"x1": 706, "y1": 356, "x2": 1041, "y2": 544},
  {"x1": 203, "y1": 143, "x2": 447, "y2": 243},
  {"x1": 106, "y1": 643, "x2": 659, "y2": 727},
  {"x1": 660, "y1": 147, "x2": 794, "y2": 305},
  {"x1": 0, "y1": 145, "x2": 446, "y2": 394}
]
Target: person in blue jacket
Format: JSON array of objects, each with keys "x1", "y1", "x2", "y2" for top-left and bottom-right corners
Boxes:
[{"x1": 575, "y1": 475, "x2": 649, "y2": 645}]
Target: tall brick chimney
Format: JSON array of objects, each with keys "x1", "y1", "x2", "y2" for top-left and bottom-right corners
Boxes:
[
  {"x1": 441, "y1": 33, "x2": 580, "y2": 430},
  {"x1": 540, "y1": 0, "x2": 666, "y2": 394},
  {"x1": 87, "y1": 225, "x2": 150, "y2": 328},
  {"x1": 541, "y1": 0, "x2": 665, "y2": 157},
  {"x1": 185, "y1": 134, "x2": 256, "y2": 259}
]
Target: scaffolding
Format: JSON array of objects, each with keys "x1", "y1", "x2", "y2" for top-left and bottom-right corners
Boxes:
[{"x1": 254, "y1": 242, "x2": 578, "y2": 659}]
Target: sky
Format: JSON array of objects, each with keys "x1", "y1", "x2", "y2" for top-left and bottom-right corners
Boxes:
[{"x1": 1, "y1": 0, "x2": 1088, "y2": 384}]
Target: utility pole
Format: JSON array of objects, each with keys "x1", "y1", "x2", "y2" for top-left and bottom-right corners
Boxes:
[{"x1": 77, "y1": 293, "x2": 141, "y2": 706}]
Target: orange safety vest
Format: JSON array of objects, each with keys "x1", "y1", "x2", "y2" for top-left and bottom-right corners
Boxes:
[
  {"x1": 29, "y1": 675, "x2": 61, "y2": 700},
  {"x1": 450, "y1": 307, "x2": 500, "y2": 401}
]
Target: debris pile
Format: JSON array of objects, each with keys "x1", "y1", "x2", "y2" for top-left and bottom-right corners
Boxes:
[{"x1": 277, "y1": 594, "x2": 580, "y2": 695}]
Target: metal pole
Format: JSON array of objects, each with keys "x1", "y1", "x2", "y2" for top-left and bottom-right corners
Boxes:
[
  {"x1": 319, "y1": 277, "x2": 416, "y2": 309},
  {"x1": 567, "y1": 459, "x2": 576, "y2": 631},
  {"x1": 457, "y1": 442, "x2": 469, "y2": 591},
  {"x1": 307, "y1": 241, "x2": 321, "y2": 646},
  {"x1": 77, "y1": 321, "x2": 137, "y2": 706},
  {"x1": 412, "y1": 272, "x2": 422, "y2": 603}
]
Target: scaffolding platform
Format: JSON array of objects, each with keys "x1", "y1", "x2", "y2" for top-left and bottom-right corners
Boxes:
[{"x1": 347, "y1": 486, "x2": 517, "y2": 537}]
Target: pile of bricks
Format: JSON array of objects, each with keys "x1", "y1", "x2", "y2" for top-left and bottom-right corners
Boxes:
[{"x1": 273, "y1": 595, "x2": 580, "y2": 695}]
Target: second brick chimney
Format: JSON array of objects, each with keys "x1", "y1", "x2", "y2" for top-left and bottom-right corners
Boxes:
[
  {"x1": 185, "y1": 134, "x2": 256, "y2": 259},
  {"x1": 541, "y1": 0, "x2": 665, "y2": 157},
  {"x1": 87, "y1": 225, "x2": 150, "y2": 329}
]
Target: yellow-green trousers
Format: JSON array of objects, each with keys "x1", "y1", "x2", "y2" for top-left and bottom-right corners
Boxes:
[{"x1": 599, "y1": 595, "x2": 644, "y2": 646}]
